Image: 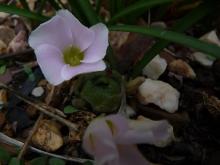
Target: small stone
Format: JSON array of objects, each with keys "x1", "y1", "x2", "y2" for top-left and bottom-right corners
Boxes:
[
  {"x1": 0, "y1": 12, "x2": 9, "y2": 18},
  {"x1": 200, "y1": 30, "x2": 220, "y2": 47},
  {"x1": 32, "y1": 120, "x2": 63, "y2": 152},
  {"x1": 138, "y1": 79, "x2": 180, "y2": 113},
  {"x1": 7, "y1": 30, "x2": 27, "y2": 53},
  {"x1": 142, "y1": 55, "x2": 167, "y2": 80},
  {"x1": 31, "y1": 86, "x2": 44, "y2": 97},
  {"x1": 0, "y1": 40, "x2": 7, "y2": 54},
  {"x1": 169, "y1": 59, "x2": 196, "y2": 79},
  {"x1": 0, "y1": 26, "x2": 15, "y2": 45},
  {"x1": 192, "y1": 52, "x2": 214, "y2": 67},
  {"x1": 192, "y1": 30, "x2": 220, "y2": 67}
]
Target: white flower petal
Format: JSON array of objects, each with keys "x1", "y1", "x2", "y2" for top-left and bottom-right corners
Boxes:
[
  {"x1": 57, "y1": 10, "x2": 95, "y2": 51},
  {"x1": 83, "y1": 118, "x2": 119, "y2": 165},
  {"x1": 119, "y1": 117, "x2": 174, "y2": 147},
  {"x1": 61, "y1": 60, "x2": 106, "y2": 80},
  {"x1": 35, "y1": 44, "x2": 65, "y2": 85},
  {"x1": 82, "y1": 23, "x2": 109, "y2": 63},
  {"x1": 28, "y1": 15, "x2": 72, "y2": 50}
]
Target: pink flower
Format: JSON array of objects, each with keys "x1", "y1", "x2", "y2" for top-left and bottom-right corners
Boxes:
[
  {"x1": 28, "y1": 10, "x2": 108, "y2": 85},
  {"x1": 83, "y1": 114, "x2": 173, "y2": 165}
]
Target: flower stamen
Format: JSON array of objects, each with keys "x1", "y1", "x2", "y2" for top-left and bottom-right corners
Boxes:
[{"x1": 63, "y1": 45, "x2": 84, "y2": 66}]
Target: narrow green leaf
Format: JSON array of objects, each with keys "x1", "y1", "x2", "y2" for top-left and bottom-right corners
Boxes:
[
  {"x1": 76, "y1": 0, "x2": 100, "y2": 25},
  {"x1": 68, "y1": 0, "x2": 89, "y2": 25},
  {"x1": 0, "y1": 147, "x2": 11, "y2": 163},
  {"x1": 109, "y1": 0, "x2": 116, "y2": 16},
  {"x1": 64, "y1": 105, "x2": 78, "y2": 114},
  {"x1": 95, "y1": 0, "x2": 102, "y2": 13},
  {"x1": 0, "y1": 4, "x2": 48, "y2": 21},
  {"x1": 116, "y1": 0, "x2": 124, "y2": 11},
  {"x1": 131, "y1": 3, "x2": 214, "y2": 76},
  {"x1": 109, "y1": 25, "x2": 220, "y2": 60},
  {"x1": 0, "y1": 65, "x2": 6, "y2": 75},
  {"x1": 49, "y1": 158, "x2": 65, "y2": 165},
  {"x1": 30, "y1": 157, "x2": 47, "y2": 165},
  {"x1": 9, "y1": 157, "x2": 23, "y2": 165},
  {"x1": 109, "y1": 0, "x2": 172, "y2": 23}
]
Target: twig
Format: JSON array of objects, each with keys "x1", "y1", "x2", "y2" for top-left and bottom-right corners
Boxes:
[
  {"x1": 17, "y1": 85, "x2": 56, "y2": 159},
  {"x1": 17, "y1": 114, "x2": 44, "y2": 159},
  {"x1": 0, "y1": 82, "x2": 78, "y2": 130},
  {"x1": 0, "y1": 49, "x2": 34, "y2": 60}
]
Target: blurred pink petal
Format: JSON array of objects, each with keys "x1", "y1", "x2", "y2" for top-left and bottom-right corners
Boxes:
[
  {"x1": 57, "y1": 10, "x2": 95, "y2": 51},
  {"x1": 28, "y1": 15, "x2": 72, "y2": 50},
  {"x1": 83, "y1": 114, "x2": 173, "y2": 165},
  {"x1": 35, "y1": 44, "x2": 65, "y2": 85},
  {"x1": 61, "y1": 60, "x2": 106, "y2": 80},
  {"x1": 82, "y1": 23, "x2": 109, "y2": 63},
  {"x1": 123, "y1": 117, "x2": 173, "y2": 147},
  {"x1": 83, "y1": 118, "x2": 119, "y2": 165}
]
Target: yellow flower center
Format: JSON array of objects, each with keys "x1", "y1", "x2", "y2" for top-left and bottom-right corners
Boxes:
[{"x1": 63, "y1": 45, "x2": 84, "y2": 66}]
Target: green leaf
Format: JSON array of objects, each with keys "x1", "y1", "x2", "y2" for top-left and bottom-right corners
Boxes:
[
  {"x1": 49, "y1": 158, "x2": 65, "y2": 165},
  {"x1": 76, "y1": 0, "x2": 100, "y2": 25},
  {"x1": 9, "y1": 157, "x2": 23, "y2": 165},
  {"x1": 23, "y1": 66, "x2": 35, "y2": 81},
  {"x1": 64, "y1": 105, "x2": 78, "y2": 114},
  {"x1": 131, "y1": 3, "x2": 213, "y2": 76},
  {"x1": 30, "y1": 156, "x2": 47, "y2": 165},
  {"x1": 95, "y1": 0, "x2": 101, "y2": 13},
  {"x1": 109, "y1": 0, "x2": 172, "y2": 23},
  {"x1": 109, "y1": 25, "x2": 220, "y2": 61},
  {"x1": 0, "y1": 147, "x2": 11, "y2": 163},
  {"x1": 0, "y1": 65, "x2": 6, "y2": 75},
  {"x1": 76, "y1": 71, "x2": 122, "y2": 113},
  {"x1": 109, "y1": 0, "x2": 117, "y2": 16},
  {"x1": 0, "y1": 4, "x2": 48, "y2": 22}
]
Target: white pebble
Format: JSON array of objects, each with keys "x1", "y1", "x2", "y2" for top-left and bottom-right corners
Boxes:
[
  {"x1": 200, "y1": 30, "x2": 220, "y2": 46},
  {"x1": 138, "y1": 79, "x2": 180, "y2": 113},
  {"x1": 192, "y1": 30, "x2": 220, "y2": 67},
  {"x1": 192, "y1": 52, "x2": 214, "y2": 67},
  {"x1": 32, "y1": 86, "x2": 44, "y2": 97},
  {"x1": 142, "y1": 55, "x2": 167, "y2": 80}
]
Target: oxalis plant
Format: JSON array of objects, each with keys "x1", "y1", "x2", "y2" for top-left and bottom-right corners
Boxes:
[{"x1": 0, "y1": 0, "x2": 220, "y2": 165}]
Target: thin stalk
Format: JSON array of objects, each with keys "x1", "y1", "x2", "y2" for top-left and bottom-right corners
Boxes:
[{"x1": 0, "y1": 4, "x2": 48, "y2": 22}]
